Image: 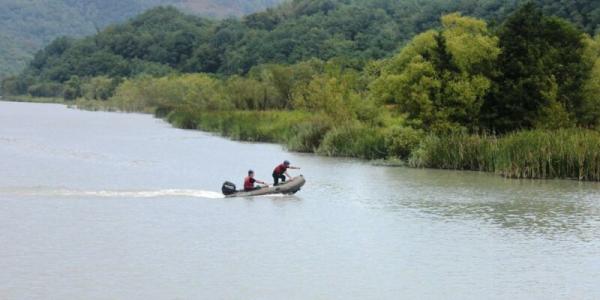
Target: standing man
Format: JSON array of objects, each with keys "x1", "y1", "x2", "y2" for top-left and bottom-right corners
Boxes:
[
  {"x1": 244, "y1": 170, "x2": 267, "y2": 191},
  {"x1": 272, "y1": 160, "x2": 300, "y2": 186}
]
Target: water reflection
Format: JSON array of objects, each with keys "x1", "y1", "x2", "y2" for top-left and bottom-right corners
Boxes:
[{"x1": 379, "y1": 168, "x2": 600, "y2": 239}]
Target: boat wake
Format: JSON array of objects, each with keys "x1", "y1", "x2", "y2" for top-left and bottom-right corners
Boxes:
[{"x1": 0, "y1": 187, "x2": 224, "y2": 199}]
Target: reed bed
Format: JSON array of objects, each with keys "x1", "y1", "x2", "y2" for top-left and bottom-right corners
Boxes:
[
  {"x1": 168, "y1": 109, "x2": 600, "y2": 180},
  {"x1": 410, "y1": 129, "x2": 600, "y2": 181},
  {"x1": 167, "y1": 110, "x2": 309, "y2": 143},
  {"x1": 496, "y1": 129, "x2": 600, "y2": 180},
  {"x1": 409, "y1": 133, "x2": 498, "y2": 172},
  {"x1": 166, "y1": 109, "x2": 391, "y2": 159}
]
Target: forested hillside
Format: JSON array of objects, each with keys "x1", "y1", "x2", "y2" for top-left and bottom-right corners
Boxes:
[
  {"x1": 6, "y1": 0, "x2": 600, "y2": 84},
  {"x1": 0, "y1": 0, "x2": 283, "y2": 79}
]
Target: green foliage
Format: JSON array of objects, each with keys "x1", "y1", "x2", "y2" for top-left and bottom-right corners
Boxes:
[
  {"x1": 409, "y1": 133, "x2": 498, "y2": 171},
  {"x1": 294, "y1": 74, "x2": 360, "y2": 122},
  {"x1": 1, "y1": 76, "x2": 30, "y2": 96},
  {"x1": 247, "y1": 61, "x2": 323, "y2": 109},
  {"x1": 384, "y1": 126, "x2": 424, "y2": 159},
  {"x1": 286, "y1": 116, "x2": 332, "y2": 152},
  {"x1": 82, "y1": 76, "x2": 119, "y2": 100},
  {"x1": 7, "y1": 0, "x2": 600, "y2": 91},
  {"x1": 0, "y1": 0, "x2": 285, "y2": 78},
  {"x1": 167, "y1": 110, "x2": 309, "y2": 142},
  {"x1": 496, "y1": 129, "x2": 600, "y2": 180},
  {"x1": 581, "y1": 35, "x2": 600, "y2": 128},
  {"x1": 63, "y1": 76, "x2": 82, "y2": 100},
  {"x1": 410, "y1": 129, "x2": 600, "y2": 181},
  {"x1": 317, "y1": 124, "x2": 387, "y2": 159},
  {"x1": 27, "y1": 82, "x2": 63, "y2": 97},
  {"x1": 483, "y1": 3, "x2": 590, "y2": 131},
  {"x1": 372, "y1": 14, "x2": 500, "y2": 133},
  {"x1": 110, "y1": 74, "x2": 231, "y2": 112}
]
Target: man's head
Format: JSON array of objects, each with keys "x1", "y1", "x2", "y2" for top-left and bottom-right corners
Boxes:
[
  {"x1": 248, "y1": 170, "x2": 255, "y2": 177},
  {"x1": 284, "y1": 160, "x2": 290, "y2": 166}
]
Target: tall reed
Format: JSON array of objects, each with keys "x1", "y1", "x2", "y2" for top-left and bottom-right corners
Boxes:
[
  {"x1": 496, "y1": 129, "x2": 600, "y2": 180},
  {"x1": 167, "y1": 110, "x2": 309, "y2": 143},
  {"x1": 409, "y1": 129, "x2": 600, "y2": 181},
  {"x1": 409, "y1": 133, "x2": 498, "y2": 172}
]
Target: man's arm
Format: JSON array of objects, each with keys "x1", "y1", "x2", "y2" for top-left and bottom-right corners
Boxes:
[{"x1": 289, "y1": 166, "x2": 301, "y2": 170}]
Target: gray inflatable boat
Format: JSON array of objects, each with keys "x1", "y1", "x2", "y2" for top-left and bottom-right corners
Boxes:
[{"x1": 222, "y1": 176, "x2": 306, "y2": 198}]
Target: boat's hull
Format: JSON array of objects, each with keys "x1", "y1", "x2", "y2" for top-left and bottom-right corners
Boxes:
[{"x1": 226, "y1": 175, "x2": 306, "y2": 198}]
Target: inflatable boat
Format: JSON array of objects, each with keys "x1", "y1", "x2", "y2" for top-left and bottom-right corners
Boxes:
[{"x1": 222, "y1": 175, "x2": 306, "y2": 198}]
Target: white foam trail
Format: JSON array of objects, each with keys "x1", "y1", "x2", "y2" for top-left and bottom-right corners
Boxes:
[
  {"x1": 2, "y1": 188, "x2": 224, "y2": 199},
  {"x1": 260, "y1": 193, "x2": 289, "y2": 198}
]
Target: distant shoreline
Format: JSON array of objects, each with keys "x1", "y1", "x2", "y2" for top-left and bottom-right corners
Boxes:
[{"x1": 3, "y1": 96, "x2": 600, "y2": 182}]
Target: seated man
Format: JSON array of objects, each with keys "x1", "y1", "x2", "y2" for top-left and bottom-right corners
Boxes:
[
  {"x1": 244, "y1": 170, "x2": 267, "y2": 191},
  {"x1": 272, "y1": 160, "x2": 300, "y2": 186}
]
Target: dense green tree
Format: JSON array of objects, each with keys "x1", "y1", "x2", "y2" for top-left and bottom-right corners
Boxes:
[
  {"x1": 371, "y1": 14, "x2": 500, "y2": 132},
  {"x1": 224, "y1": 76, "x2": 269, "y2": 110},
  {"x1": 0, "y1": 0, "x2": 285, "y2": 78},
  {"x1": 7, "y1": 0, "x2": 600, "y2": 87},
  {"x1": 63, "y1": 75, "x2": 82, "y2": 100},
  {"x1": 82, "y1": 76, "x2": 118, "y2": 100},
  {"x1": 0, "y1": 76, "x2": 29, "y2": 95},
  {"x1": 27, "y1": 82, "x2": 64, "y2": 97},
  {"x1": 580, "y1": 35, "x2": 600, "y2": 128},
  {"x1": 483, "y1": 3, "x2": 589, "y2": 131}
]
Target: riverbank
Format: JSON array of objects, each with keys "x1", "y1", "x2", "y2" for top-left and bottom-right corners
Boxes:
[
  {"x1": 1, "y1": 95, "x2": 66, "y2": 104},
  {"x1": 3, "y1": 96, "x2": 600, "y2": 181},
  {"x1": 177, "y1": 109, "x2": 600, "y2": 181},
  {"x1": 409, "y1": 131, "x2": 600, "y2": 181}
]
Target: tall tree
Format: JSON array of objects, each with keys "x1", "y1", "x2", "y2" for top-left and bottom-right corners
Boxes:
[
  {"x1": 371, "y1": 14, "x2": 500, "y2": 133},
  {"x1": 483, "y1": 3, "x2": 589, "y2": 131}
]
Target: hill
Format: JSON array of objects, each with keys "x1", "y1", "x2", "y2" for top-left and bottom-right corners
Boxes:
[
  {"x1": 0, "y1": 0, "x2": 284, "y2": 79},
  {"x1": 7, "y1": 0, "x2": 599, "y2": 85}
]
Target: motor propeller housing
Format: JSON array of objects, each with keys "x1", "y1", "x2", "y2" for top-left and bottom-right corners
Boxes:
[{"x1": 221, "y1": 181, "x2": 237, "y2": 195}]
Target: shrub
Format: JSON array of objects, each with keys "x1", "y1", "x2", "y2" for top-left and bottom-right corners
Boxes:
[
  {"x1": 27, "y1": 82, "x2": 64, "y2": 97},
  {"x1": 286, "y1": 116, "x2": 332, "y2": 152},
  {"x1": 318, "y1": 124, "x2": 387, "y2": 159},
  {"x1": 82, "y1": 76, "x2": 118, "y2": 100},
  {"x1": 384, "y1": 126, "x2": 424, "y2": 159},
  {"x1": 167, "y1": 110, "x2": 309, "y2": 143}
]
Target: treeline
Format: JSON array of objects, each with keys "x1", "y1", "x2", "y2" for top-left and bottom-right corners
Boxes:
[
  {"x1": 65, "y1": 5, "x2": 600, "y2": 132},
  {"x1": 4, "y1": 0, "x2": 600, "y2": 86},
  {"x1": 0, "y1": 0, "x2": 284, "y2": 79}
]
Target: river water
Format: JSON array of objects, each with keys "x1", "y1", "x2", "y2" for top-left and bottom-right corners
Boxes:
[{"x1": 0, "y1": 101, "x2": 599, "y2": 300}]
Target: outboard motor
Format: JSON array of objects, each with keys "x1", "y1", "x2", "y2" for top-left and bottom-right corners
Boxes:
[{"x1": 222, "y1": 181, "x2": 237, "y2": 195}]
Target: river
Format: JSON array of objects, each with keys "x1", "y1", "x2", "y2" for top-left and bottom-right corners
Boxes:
[{"x1": 0, "y1": 101, "x2": 599, "y2": 300}]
